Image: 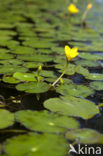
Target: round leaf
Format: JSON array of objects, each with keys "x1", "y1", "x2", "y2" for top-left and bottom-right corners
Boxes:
[
  {"x1": 90, "y1": 81, "x2": 103, "y2": 90},
  {"x1": 66, "y1": 128, "x2": 103, "y2": 144},
  {"x1": 13, "y1": 72, "x2": 36, "y2": 82},
  {"x1": 56, "y1": 84, "x2": 94, "y2": 98},
  {"x1": 0, "y1": 109, "x2": 14, "y2": 129},
  {"x1": 16, "y1": 82, "x2": 50, "y2": 93},
  {"x1": 4, "y1": 133, "x2": 68, "y2": 156},
  {"x1": 15, "y1": 110, "x2": 79, "y2": 133},
  {"x1": 44, "y1": 96, "x2": 99, "y2": 119}
]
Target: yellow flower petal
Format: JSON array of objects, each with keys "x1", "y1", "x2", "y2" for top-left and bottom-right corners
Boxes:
[
  {"x1": 65, "y1": 45, "x2": 70, "y2": 53},
  {"x1": 64, "y1": 45, "x2": 79, "y2": 61},
  {"x1": 65, "y1": 45, "x2": 71, "y2": 61},
  {"x1": 68, "y1": 4, "x2": 79, "y2": 14},
  {"x1": 87, "y1": 3, "x2": 92, "y2": 10},
  {"x1": 70, "y1": 47, "x2": 78, "y2": 58},
  {"x1": 70, "y1": 51, "x2": 78, "y2": 58}
]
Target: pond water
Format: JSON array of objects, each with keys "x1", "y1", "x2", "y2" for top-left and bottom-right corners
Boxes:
[{"x1": 0, "y1": 0, "x2": 103, "y2": 155}]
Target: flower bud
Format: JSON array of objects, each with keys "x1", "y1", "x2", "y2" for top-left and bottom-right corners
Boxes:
[{"x1": 87, "y1": 3, "x2": 92, "y2": 10}]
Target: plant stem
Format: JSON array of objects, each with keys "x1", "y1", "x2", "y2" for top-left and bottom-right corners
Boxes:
[
  {"x1": 0, "y1": 129, "x2": 28, "y2": 133},
  {"x1": 81, "y1": 9, "x2": 88, "y2": 25},
  {"x1": 52, "y1": 62, "x2": 68, "y2": 87}
]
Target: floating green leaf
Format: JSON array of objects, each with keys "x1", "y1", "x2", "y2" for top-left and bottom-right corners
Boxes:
[
  {"x1": 15, "y1": 110, "x2": 79, "y2": 133},
  {"x1": 44, "y1": 96, "x2": 99, "y2": 119},
  {"x1": 0, "y1": 65, "x2": 27, "y2": 74},
  {"x1": 0, "y1": 52, "x2": 13, "y2": 60},
  {"x1": 66, "y1": 128, "x2": 103, "y2": 144},
  {"x1": 3, "y1": 76, "x2": 20, "y2": 84},
  {"x1": 11, "y1": 46, "x2": 35, "y2": 55},
  {"x1": 56, "y1": 63, "x2": 75, "y2": 76},
  {"x1": 75, "y1": 65, "x2": 90, "y2": 77},
  {"x1": 16, "y1": 82, "x2": 50, "y2": 93},
  {"x1": 56, "y1": 84, "x2": 94, "y2": 98},
  {"x1": 79, "y1": 53, "x2": 103, "y2": 61},
  {"x1": 0, "y1": 59, "x2": 23, "y2": 65},
  {"x1": 23, "y1": 62, "x2": 42, "y2": 69},
  {"x1": 18, "y1": 54, "x2": 53, "y2": 62},
  {"x1": 13, "y1": 72, "x2": 36, "y2": 82},
  {"x1": 4, "y1": 133, "x2": 68, "y2": 156},
  {"x1": 76, "y1": 59, "x2": 99, "y2": 67},
  {"x1": 90, "y1": 81, "x2": 103, "y2": 90},
  {"x1": 0, "y1": 109, "x2": 14, "y2": 129},
  {"x1": 40, "y1": 70, "x2": 57, "y2": 78},
  {"x1": 23, "y1": 40, "x2": 56, "y2": 48},
  {"x1": 86, "y1": 73, "x2": 103, "y2": 80}
]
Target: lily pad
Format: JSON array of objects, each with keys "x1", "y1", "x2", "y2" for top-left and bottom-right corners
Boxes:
[
  {"x1": 75, "y1": 65, "x2": 90, "y2": 77},
  {"x1": 90, "y1": 81, "x2": 103, "y2": 90},
  {"x1": 40, "y1": 70, "x2": 57, "y2": 78},
  {"x1": 3, "y1": 76, "x2": 20, "y2": 84},
  {"x1": 16, "y1": 82, "x2": 50, "y2": 93},
  {"x1": 18, "y1": 54, "x2": 53, "y2": 62},
  {"x1": 23, "y1": 40, "x2": 56, "y2": 48},
  {"x1": 0, "y1": 109, "x2": 14, "y2": 129},
  {"x1": 0, "y1": 52, "x2": 13, "y2": 60},
  {"x1": 56, "y1": 84, "x2": 94, "y2": 98},
  {"x1": 23, "y1": 62, "x2": 42, "y2": 69},
  {"x1": 44, "y1": 96, "x2": 99, "y2": 119},
  {"x1": 11, "y1": 46, "x2": 35, "y2": 55},
  {"x1": 13, "y1": 72, "x2": 37, "y2": 82},
  {"x1": 66, "y1": 128, "x2": 103, "y2": 144},
  {"x1": 0, "y1": 59, "x2": 23, "y2": 65},
  {"x1": 86, "y1": 73, "x2": 103, "y2": 80},
  {"x1": 56, "y1": 63, "x2": 75, "y2": 76},
  {"x1": 79, "y1": 53, "x2": 103, "y2": 61},
  {"x1": 0, "y1": 65, "x2": 27, "y2": 74},
  {"x1": 4, "y1": 133, "x2": 68, "y2": 156},
  {"x1": 15, "y1": 110, "x2": 79, "y2": 133},
  {"x1": 76, "y1": 59, "x2": 99, "y2": 67}
]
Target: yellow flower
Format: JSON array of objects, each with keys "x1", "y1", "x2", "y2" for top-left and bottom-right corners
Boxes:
[
  {"x1": 68, "y1": 4, "x2": 79, "y2": 14},
  {"x1": 65, "y1": 45, "x2": 79, "y2": 61},
  {"x1": 87, "y1": 3, "x2": 92, "y2": 10}
]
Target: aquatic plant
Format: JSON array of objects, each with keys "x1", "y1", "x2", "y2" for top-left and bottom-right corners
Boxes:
[
  {"x1": 68, "y1": 3, "x2": 79, "y2": 14},
  {"x1": 81, "y1": 3, "x2": 93, "y2": 26},
  {"x1": 52, "y1": 45, "x2": 79, "y2": 86},
  {"x1": 0, "y1": 0, "x2": 102, "y2": 155}
]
